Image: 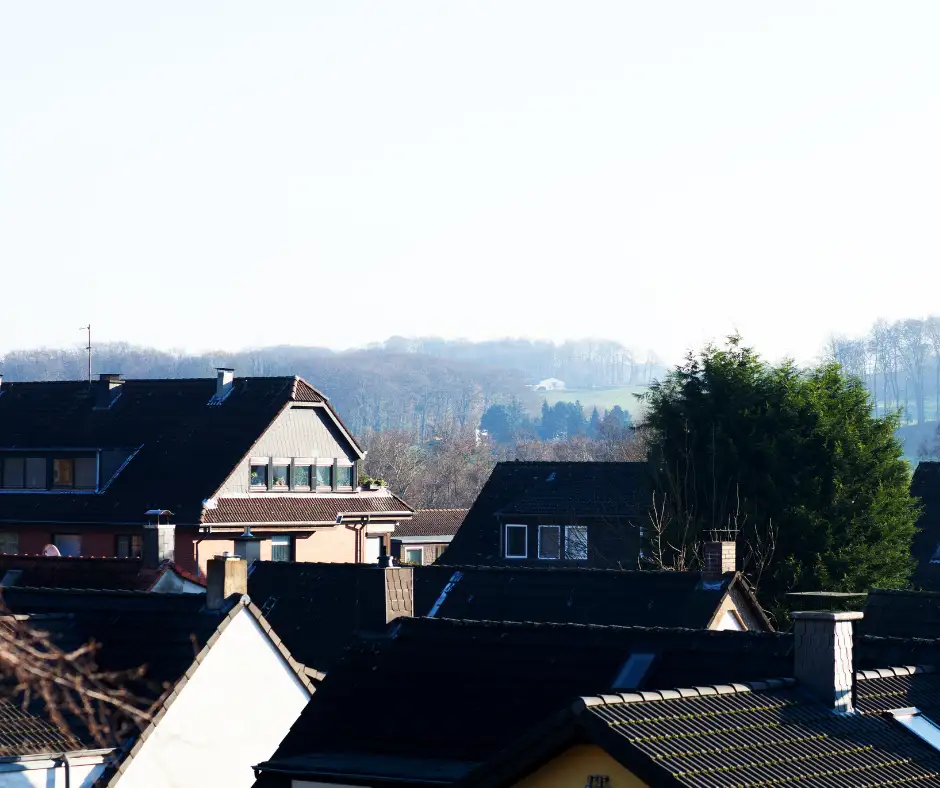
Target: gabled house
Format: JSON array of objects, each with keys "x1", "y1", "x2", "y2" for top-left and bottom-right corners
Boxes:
[
  {"x1": 392, "y1": 508, "x2": 467, "y2": 565},
  {"x1": 252, "y1": 617, "x2": 794, "y2": 787},
  {"x1": 2, "y1": 555, "x2": 314, "y2": 788},
  {"x1": 0, "y1": 371, "x2": 412, "y2": 575},
  {"x1": 415, "y1": 542, "x2": 772, "y2": 631},
  {"x1": 456, "y1": 611, "x2": 940, "y2": 787},
  {"x1": 440, "y1": 462, "x2": 650, "y2": 568}
]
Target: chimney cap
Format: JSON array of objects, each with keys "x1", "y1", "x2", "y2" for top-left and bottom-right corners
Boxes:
[
  {"x1": 791, "y1": 610, "x2": 864, "y2": 622},
  {"x1": 216, "y1": 367, "x2": 235, "y2": 373},
  {"x1": 98, "y1": 373, "x2": 122, "y2": 382}
]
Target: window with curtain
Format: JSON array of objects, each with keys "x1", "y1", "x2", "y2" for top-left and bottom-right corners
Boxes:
[{"x1": 271, "y1": 535, "x2": 291, "y2": 562}]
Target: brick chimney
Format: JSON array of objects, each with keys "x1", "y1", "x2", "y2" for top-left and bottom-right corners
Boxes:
[
  {"x1": 792, "y1": 610, "x2": 863, "y2": 713},
  {"x1": 206, "y1": 553, "x2": 248, "y2": 611},
  {"x1": 94, "y1": 373, "x2": 123, "y2": 410},
  {"x1": 142, "y1": 510, "x2": 175, "y2": 569},
  {"x1": 703, "y1": 540, "x2": 736, "y2": 578}
]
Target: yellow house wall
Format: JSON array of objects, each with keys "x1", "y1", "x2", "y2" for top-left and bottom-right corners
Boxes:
[{"x1": 513, "y1": 744, "x2": 648, "y2": 788}]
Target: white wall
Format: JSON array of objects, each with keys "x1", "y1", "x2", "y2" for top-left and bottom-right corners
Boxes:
[
  {"x1": 0, "y1": 758, "x2": 107, "y2": 787},
  {"x1": 114, "y1": 607, "x2": 311, "y2": 788}
]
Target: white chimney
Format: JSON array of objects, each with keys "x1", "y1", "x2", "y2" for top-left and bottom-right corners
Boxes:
[
  {"x1": 206, "y1": 553, "x2": 247, "y2": 610},
  {"x1": 211, "y1": 368, "x2": 234, "y2": 404},
  {"x1": 793, "y1": 610, "x2": 863, "y2": 713}
]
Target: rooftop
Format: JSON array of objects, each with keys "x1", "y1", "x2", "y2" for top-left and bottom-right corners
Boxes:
[{"x1": 394, "y1": 508, "x2": 467, "y2": 538}]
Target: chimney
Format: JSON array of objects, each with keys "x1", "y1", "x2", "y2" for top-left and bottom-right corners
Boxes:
[
  {"x1": 792, "y1": 610, "x2": 863, "y2": 713},
  {"x1": 233, "y1": 526, "x2": 262, "y2": 566},
  {"x1": 142, "y1": 510, "x2": 175, "y2": 569},
  {"x1": 703, "y1": 540, "x2": 736, "y2": 578},
  {"x1": 215, "y1": 368, "x2": 234, "y2": 402},
  {"x1": 206, "y1": 553, "x2": 248, "y2": 610},
  {"x1": 377, "y1": 540, "x2": 395, "y2": 569},
  {"x1": 94, "y1": 373, "x2": 123, "y2": 410},
  {"x1": 384, "y1": 565, "x2": 413, "y2": 624}
]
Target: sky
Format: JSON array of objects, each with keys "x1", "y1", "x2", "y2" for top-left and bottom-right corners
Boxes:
[{"x1": 2, "y1": 2, "x2": 939, "y2": 366}]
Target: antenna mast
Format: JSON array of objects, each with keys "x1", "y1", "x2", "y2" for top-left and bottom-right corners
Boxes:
[{"x1": 79, "y1": 324, "x2": 91, "y2": 382}]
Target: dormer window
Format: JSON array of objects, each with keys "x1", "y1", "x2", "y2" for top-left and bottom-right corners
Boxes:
[
  {"x1": 53, "y1": 459, "x2": 74, "y2": 488},
  {"x1": 335, "y1": 463, "x2": 353, "y2": 490},
  {"x1": 24, "y1": 458, "x2": 46, "y2": 489},
  {"x1": 250, "y1": 461, "x2": 268, "y2": 489},
  {"x1": 54, "y1": 458, "x2": 97, "y2": 490},
  {"x1": 293, "y1": 463, "x2": 312, "y2": 490},
  {"x1": 2, "y1": 458, "x2": 24, "y2": 489},
  {"x1": 271, "y1": 464, "x2": 290, "y2": 489},
  {"x1": 316, "y1": 464, "x2": 332, "y2": 489}
]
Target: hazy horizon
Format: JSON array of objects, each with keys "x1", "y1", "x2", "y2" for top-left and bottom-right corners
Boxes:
[{"x1": 3, "y1": 2, "x2": 939, "y2": 366}]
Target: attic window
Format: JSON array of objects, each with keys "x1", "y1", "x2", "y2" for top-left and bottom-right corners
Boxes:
[
  {"x1": 538, "y1": 525, "x2": 561, "y2": 559},
  {"x1": 612, "y1": 653, "x2": 656, "y2": 690},
  {"x1": 250, "y1": 464, "x2": 268, "y2": 489},
  {"x1": 271, "y1": 464, "x2": 290, "y2": 489},
  {"x1": 565, "y1": 525, "x2": 589, "y2": 560},
  {"x1": 889, "y1": 708, "x2": 940, "y2": 752},
  {"x1": 334, "y1": 463, "x2": 353, "y2": 490},
  {"x1": 2, "y1": 458, "x2": 24, "y2": 489},
  {"x1": 505, "y1": 524, "x2": 527, "y2": 559}
]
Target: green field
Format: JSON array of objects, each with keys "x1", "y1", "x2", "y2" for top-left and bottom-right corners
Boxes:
[{"x1": 533, "y1": 385, "x2": 650, "y2": 419}]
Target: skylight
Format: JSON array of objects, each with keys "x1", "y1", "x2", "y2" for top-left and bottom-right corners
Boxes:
[
  {"x1": 612, "y1": 653, "x2": 656, "y2": 691},
  {"x1": 890, "y1": 707, "x2": 940, "y2": 752}
]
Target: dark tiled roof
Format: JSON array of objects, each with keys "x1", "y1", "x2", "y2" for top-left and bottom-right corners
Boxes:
[
  {"x1": 440, "y1": 461, "x2": 650, "y2": 565},
  {"x1": 394, "y1": 508, "x2": 467, "y2": 538},
  {"x1": 0, "y1": 698, "x2": 84, "y2": 757},
  {"x1": 413, "y1": 565, "x2": 761, "y2": 629},
  {"x1": 1, "y1": 587, "x2": 223, "y2": 693},
  {"x1": 913, "y1": 461, "x2": 940, "y2": 590},
  {"x1": 259, "y1": 617, "x2": 792, "y2": 781},
  {"x1": 247, "y1": 562, "x2": 402, "y2": 674},
  {"x1": 856, "y1": 667, "x2": 940, "y2": 717},
  {"x1": 0, "y1": 554, "x2": 204, "y2": 592},
  {"x1": 202, "y1": 492, "x2": 413, "y2": 526},
  {"x1": 0, "y1": 376, "x2": 359, "y2": 525},
  {"x1": 461, "y1": 670, "x2": 940, "y2": 788},
  {"x1": 863, "y1": 588, "x2": 940, "y2": 639}
]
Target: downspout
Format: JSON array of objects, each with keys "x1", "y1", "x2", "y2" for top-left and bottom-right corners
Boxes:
[{"x1": 61, "y1": 753, "x2": 71, "y2": 788}]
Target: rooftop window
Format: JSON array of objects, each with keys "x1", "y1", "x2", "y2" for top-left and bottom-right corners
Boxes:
[
  {"x1": 2, "y1": 458, "x2": 24, "y2": 489},
  {"x1": 889, "y1": 708, "x2": 940, "y2": 752},
  {"x1": 565, "y1": 525, "x2": 589, "y2": 561},
  {"x1": 250, "y1": 463, "x2": 268, "y2": 489},
  {"x1": 25, "y1": 457, "x2": 46, "y2": 489},
  {"x1": 538, "y1": 525, "x2": 561, "y2": 559},
  {"x1": 271, "y1": 464, "x2": 290, "y2": 490}
]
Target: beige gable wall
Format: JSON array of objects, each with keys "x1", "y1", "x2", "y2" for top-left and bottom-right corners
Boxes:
[
  {"x1": 217, "y1": 405, "x2": 356, "y2": 496},
  {"x1": 707, "y1": 585, "x2": 766, "y2": 631},
  {"x1": 512, "y1": 744, "x2": 648, "y2": 788}
]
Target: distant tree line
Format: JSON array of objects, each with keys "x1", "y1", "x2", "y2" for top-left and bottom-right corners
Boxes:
[
  {"x1": 827, "y1": 316, "x2": 940, "y2": 426},
  {"x1": 479, "y1": 398, "x2": 632, "y2": 445},
  {"x1": 378, "y1": 336, "x2": 664, "y2": 388}
]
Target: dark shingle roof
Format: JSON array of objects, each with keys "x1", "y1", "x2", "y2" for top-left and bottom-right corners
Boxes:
[
  {"x1": 441, "y1": 461, "x2": 651, "y2": 565},
  {"x1": 0, "y1": 698, "x2": 84, "y2": 757},
  {"x1": 413, "y1": 565, "x2": 762, "y2": 629},
  {"x1": 247, "y1": 562, "x2": 401, "y2": 674},
  {"x1": 0, "y1": 554, "x2": 204, "y2": 592},
  {"x1": 913, "y1": 461, "x2": 940, "y2": 590},
  {"x1": 259, "y1": 617, "x2": 793, "y2": 782},
  {"x1": 0, "y1": 376, "x2": 359, "y2": 525},
  {"x1": 863, "y1": 588, "x2": 940, "y2": 639},
  {"x1": 461, "y1": 669, "x2": 940, "y2": 787},
  {"x1": 394, "y1": 509, "x2": 467, "y2": 538},
  {"x1": 202, "y1": 492, "x2": 412, "y2": 525},
  {"x1": 1, "y1": 587, "x2": 223, "y2": 693}
]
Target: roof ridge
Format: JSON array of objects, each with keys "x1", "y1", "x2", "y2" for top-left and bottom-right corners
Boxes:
[
  {"x1": 868, "y1": 587, "x2": 940, "y2": 598},
  {"x1": 856, "y1": 665, "x2": 936, "y2": 681},
  {"x1": 427, "y1": 563, "x2": 707, "y2": 576},
  {"x1": 576, "y1": 677, "x2": 796, "y2": 709}
]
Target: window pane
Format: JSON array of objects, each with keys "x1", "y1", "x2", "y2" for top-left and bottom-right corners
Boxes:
[
  {"x1": 53, "y1": 459, "x2": 74, "y2": 488},
  {"x1": 116, "y1": 535, "x2": 129, "y2": 558},
  {"x1": 25, "y1": 458, "x2": 46, "y2": 489},
  {"x1": 2, "y1": 458, "x2": 23, "y2": 489},
  {"x1": 538, "y1": 525, "x2": 561, "y2": 559},
  {"x1": 0, "y1": 532, "x2": 19, "y2": 554},
  {"x1": 271, "y1": 535, "x2": 291, "y2": 562},
  {"x1": 250, "y1": 465, "x2": 268, "y2": 488},
  {"x1": 565, "y1": 525, "x2": 589, "y2": 560},
  {"x1": 316, "y1": 465, "x2": 332, "y2": 488},
  {"x1": 53, "y1": 535, "x2": 82, "y2": 557},
  {"x1": 335, "y1": 465, "x2": 352, "y2": 488},
  {"x1": 271, "y1": 465, "x2": 290, "y2": 489},
  {"x1": 405, "y1": 548, "x2": 423, "y2": 565},
  {"x1": 506, "y1": 525, "x2": 527, "y2": 558},
  {"x1": 294, "y1": 465, "x2": 311, "y2": 488},
  {"x1": 74, "y1": 458, "x2": 97, "y2": 489}
]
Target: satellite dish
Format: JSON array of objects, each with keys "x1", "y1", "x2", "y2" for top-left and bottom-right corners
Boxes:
[{"x1": 42, "y1": 544, "x2": 61, "y2": 557}]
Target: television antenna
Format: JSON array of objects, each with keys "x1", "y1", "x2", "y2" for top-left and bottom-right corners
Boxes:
[{"x1": 79, "y1": 324, "x2": 91, "y2": 382}]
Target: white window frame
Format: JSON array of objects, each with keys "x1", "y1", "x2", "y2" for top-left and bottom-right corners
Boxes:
[
  {"x1": 505, "y1": 524, "x2": 528, "y2": 559},
  {"x1": 565, "y1": 525, "x2": 589, "y2": 561},
  {"x1": 271, "y1": 535, "x2": 292, "y2": 562},
  {"x1": 404, "y1": 547, "x2": 424, "y2": 565},
  {"x1": 538, "y1": 525, "x2": 562, "y2": 560}
]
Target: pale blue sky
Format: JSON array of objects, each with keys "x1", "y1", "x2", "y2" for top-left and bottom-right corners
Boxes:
[{"x1": 2, "y1": 2, "x2": 939, "y2": 364}]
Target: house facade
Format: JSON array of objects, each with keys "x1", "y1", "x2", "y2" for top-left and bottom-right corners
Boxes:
[
  {"x1": 391, "y1": 508, "x2": 468, "y2": 565},
  {"x1": 441, "y1": 462, "x2": 650, "y2": 568},
  {"x1": 0, "y1": 371, "x2": 412, "y2": 576}
]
